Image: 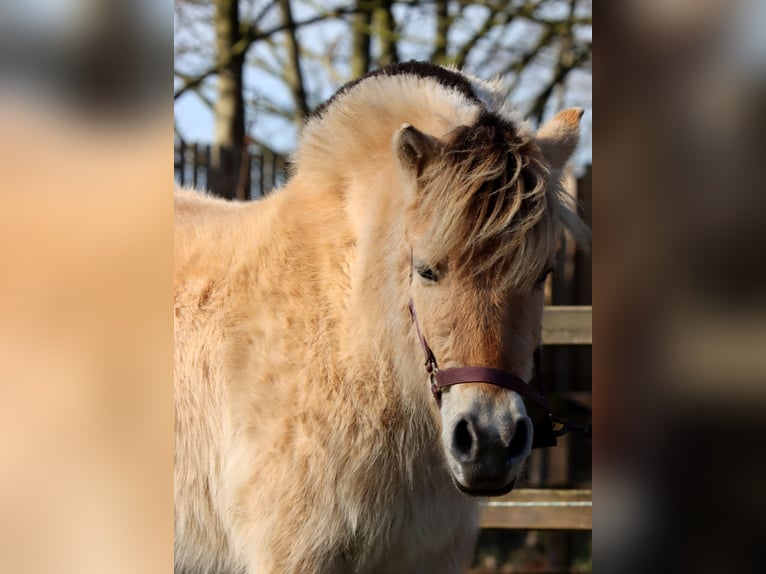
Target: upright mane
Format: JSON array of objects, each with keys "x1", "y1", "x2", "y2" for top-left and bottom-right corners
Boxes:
[{"x1": 310, "y1": 61, "x2": 485, "y2": 118}]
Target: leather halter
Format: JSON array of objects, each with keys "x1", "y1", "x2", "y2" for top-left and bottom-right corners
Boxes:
[{"x1": 407, "y1": 255, "x2": 590, "y2": 449}]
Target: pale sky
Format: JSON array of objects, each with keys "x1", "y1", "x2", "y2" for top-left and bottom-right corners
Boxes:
[{"x1": 174, "y1": 2, "x2": 592, "y2": 169}]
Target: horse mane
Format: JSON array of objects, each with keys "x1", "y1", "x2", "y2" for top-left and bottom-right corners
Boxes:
[
  {"x1": 295, "y1": 62, "x2": 589, "y2": 290},
  {"x1": 310, "y1": 61, "x2": 485, "y2": 119}
]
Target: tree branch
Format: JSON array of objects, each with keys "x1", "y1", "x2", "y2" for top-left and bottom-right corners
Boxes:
[
  {"x1": 451, "y1": 2, "x2": 510, "y2": 69},
  {"x1": 528, "y1": 0, "x2": 589, "y2": 122},
  {"x1": 174, "y1": 5, "x2": 358, "y2": 101},
  {"x1": 528, "y1": 47, "x2": 589, "y2": 124},
  {"x1": 279, "y1": 0, "x2": 310, "y2": 120},
  {"x1": 173, "y1": 0, "x2": 451, "y2": 101}
]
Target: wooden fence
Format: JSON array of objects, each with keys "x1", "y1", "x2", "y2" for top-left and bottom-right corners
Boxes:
[{"x1": 174, "y1": 143, "x2": 288, "y2": 200}]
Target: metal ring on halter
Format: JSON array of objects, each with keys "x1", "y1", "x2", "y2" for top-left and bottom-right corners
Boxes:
[
  {"x1": 428, "y1": 364, "x2": 440, "y2": 402},
  {"x1": 551, "y1": 415, "x2": 592, "y2": 438}
]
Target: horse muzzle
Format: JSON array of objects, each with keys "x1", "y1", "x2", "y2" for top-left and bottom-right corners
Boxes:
[{"x1": 444, "y1": 411, "x2": 532, "y2": 496}]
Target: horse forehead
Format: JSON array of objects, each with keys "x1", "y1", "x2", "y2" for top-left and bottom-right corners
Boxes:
[{"x1": 435, "y1": 282, "x2": 531, "y2": 317}]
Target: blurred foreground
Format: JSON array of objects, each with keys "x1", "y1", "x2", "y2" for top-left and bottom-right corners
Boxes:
[{"x1": 0, "y1": 2, "x2": 172, "y2": 573}]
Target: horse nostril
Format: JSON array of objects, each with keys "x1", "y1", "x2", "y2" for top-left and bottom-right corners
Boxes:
[
  {"x1": 507, "y1": 418, "x2": 530, "y2": 463},
  {"x1": 453, "y1": 419, "x2": 474, "y2": 459}
]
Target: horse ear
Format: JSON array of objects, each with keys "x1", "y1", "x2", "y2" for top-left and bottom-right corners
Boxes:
[
  {"x1": 535, "y1": 108, "x2": 584, "y2": 170},
  {"x1": 394, "y1": 124, "x2": 436, "y2": 176}
]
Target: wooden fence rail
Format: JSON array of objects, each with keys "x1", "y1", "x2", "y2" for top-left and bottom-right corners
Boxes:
[
  {"x1": 480, "y1": 489, "x2": 592, "y2": 530},
  {"x1": 542, "y1": 306, "x2": 592, "y2": 345}
]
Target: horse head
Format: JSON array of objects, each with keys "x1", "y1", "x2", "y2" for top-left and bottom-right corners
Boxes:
[{"x1": 395, "y1": 108, "x2": 586, "y2": 496}]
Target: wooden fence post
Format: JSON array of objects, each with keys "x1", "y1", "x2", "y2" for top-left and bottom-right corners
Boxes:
[{"x1": 209, "y1": 145, "x2": 241, "y2": 200}]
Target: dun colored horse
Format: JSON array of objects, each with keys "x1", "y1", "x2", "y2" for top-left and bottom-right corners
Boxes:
[{"x1": 174, "y1": 61, "x2": 588, "y2": 573}]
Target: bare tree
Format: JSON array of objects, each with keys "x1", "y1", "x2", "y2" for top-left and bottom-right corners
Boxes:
[{"x1": 174, "y1": 0, "x2": 592, "y2": 193}]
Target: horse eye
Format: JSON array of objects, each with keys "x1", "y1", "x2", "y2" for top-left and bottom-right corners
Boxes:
[{"x1": 418, "y1": 267, "x2": 437, "y2": 282}]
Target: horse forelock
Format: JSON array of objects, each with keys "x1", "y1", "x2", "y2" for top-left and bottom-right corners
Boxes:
[{"x1": 413, "y1": 111, "x2": 578, "y2": 292}]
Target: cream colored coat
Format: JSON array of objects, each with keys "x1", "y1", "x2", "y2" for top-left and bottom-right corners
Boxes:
[{"x1": 174, "y1": 66, "x2": 584, "y2": 574}]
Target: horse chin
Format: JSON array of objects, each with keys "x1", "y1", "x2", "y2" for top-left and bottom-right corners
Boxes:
[{"x1": 452, "y1": 475, "x2": 518, "y2": 498}]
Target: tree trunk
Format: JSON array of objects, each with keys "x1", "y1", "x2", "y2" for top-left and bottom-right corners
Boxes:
[
  {"x1": 432, "y1": 0, "x2": 449, "y2": 64},
  {"x1": 351, "y1": 2, "x2": 373, "y2": 78},
  {"x1": 375, "y1": 1, "x2": 398, "y2": 67},
  {"x1": 211, "y1": 0, "x2": 246, "y2": 199},
  {"x1": 279, "y1": 0, "x2": 310, "y2": 122}
]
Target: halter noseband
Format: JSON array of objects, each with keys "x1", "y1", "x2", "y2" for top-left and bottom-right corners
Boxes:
[{"x1": 407, "y1": 256, "x2": 590, "y2": 449}]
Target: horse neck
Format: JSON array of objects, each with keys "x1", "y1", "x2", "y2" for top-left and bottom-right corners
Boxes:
[
  {"x1": 331, "y1": 174, "x2": 429, "y2": 409},
  {"x1": 290, "y1": 86, "x2": 480, "y2": 405},
  {"x1": 294, "y1": 82, "x2": 479, "y2": 199}
]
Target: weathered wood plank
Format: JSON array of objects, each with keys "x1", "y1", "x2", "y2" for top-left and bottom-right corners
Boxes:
[
  {"x1": 542, "y1": 306, "x2": 592, "y2": 345},
  {"x1": 479, "y1": 489, "x2": 592, "y2": 530}
]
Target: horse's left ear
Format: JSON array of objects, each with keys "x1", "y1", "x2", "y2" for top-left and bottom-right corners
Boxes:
[
  {"x1": 394, "y1": 124, "x2": 437, "y2": 176},
  {"x1": 535, "y1": 108, "x2": 584, "y2": 171}
]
